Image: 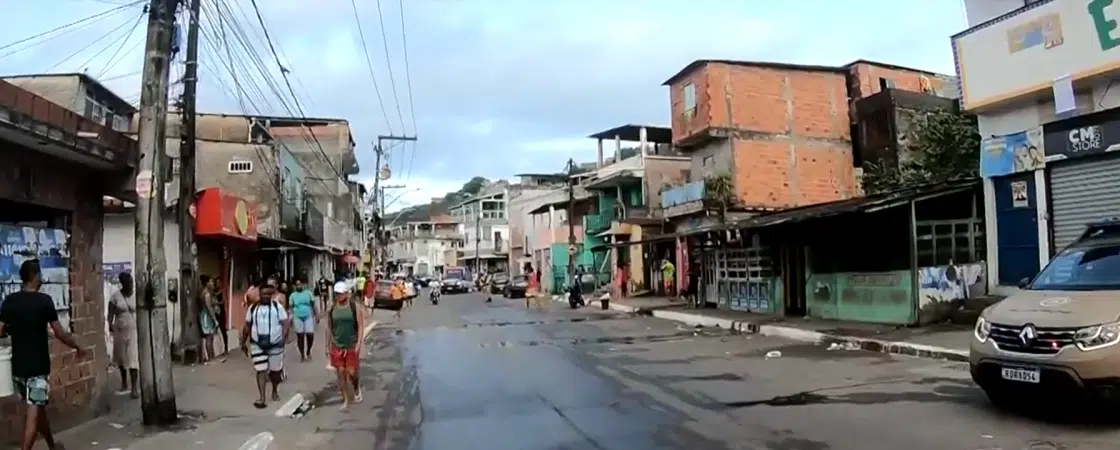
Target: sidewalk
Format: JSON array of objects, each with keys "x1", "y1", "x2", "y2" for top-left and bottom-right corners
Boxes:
[
  {"x1": 604, "y1": 297, "x2": 971, "y2": 362},
  {"x1": 52, "y1": 324, "x2": 371, "y2": 449}
]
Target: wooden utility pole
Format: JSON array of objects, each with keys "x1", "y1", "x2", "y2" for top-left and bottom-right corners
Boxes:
[
  {"x1": 474, "y1": 212, "x2": 481, "y2": 274},
  {"x1": 566, "y1": 158, "x2": 577, "y2": 286},
  {"x1": 177, "y1": 0, "x2": 202, "y2": 365},
  {"x1": 133, "y1": 0, "x2": 180, "y2": 425}
]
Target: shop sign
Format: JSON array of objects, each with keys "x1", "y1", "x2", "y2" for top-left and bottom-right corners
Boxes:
[{"x1": 1043, "y1": 115, "x2": 1120, "y2": 162}]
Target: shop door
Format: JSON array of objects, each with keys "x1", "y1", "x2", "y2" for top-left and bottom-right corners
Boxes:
[
  {"x1": 782, "y1": 245, "x2": 807, "y2": 316},
  {"x1": 993, "y1": 173, "x2": 1040, "y2": 285},
  {"x1": 702, "y1": 250, "x2": 717, "y2": 306},
  {"x1": 1050, "y1": 156, "x2": 1120, "y2": 251}
]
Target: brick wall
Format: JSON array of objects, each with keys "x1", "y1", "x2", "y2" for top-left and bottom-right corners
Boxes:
[
  {"x1": 0, "y1": 147, "x2": 110, "y2": 442},
  {"x1": 848, "y1": 62, "x2": 955, "y2": 100},
  {"x1": 696, "y1": 64, "x2": 856, "y2": 209}
]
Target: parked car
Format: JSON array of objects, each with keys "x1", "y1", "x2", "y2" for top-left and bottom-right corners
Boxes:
[
  {"x1": 489, "y1": 273, "x2": 510, "y2": 294},
  {"x1": 416, "y1": 276, "x2": 432, "y2": 287},
  {"x1": 503, "y1": 275, "x2": 529, "y2": 298},
  {"x1": 372, "y1": 280, "x2": 403, "y2": 310},
  {"x1": 971, "y1": 218, "x2": 1120, "y2": 408}
]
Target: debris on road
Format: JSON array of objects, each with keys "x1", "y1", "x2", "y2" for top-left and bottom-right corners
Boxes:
[
  {"x1": 765, "y1": 350, "x2": 782, "y2": 359},
  {"x1": 827, "y1": 342, "x2": 861, "y2": 351}
]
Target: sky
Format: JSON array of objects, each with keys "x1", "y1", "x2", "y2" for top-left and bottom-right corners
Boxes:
[{"x1": 0, "y1": 0, "x2": 968, "y2": 212}]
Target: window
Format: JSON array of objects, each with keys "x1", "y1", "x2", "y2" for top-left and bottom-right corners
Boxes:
[
  {"x1": 170, "y1": 157, "x2": 181, "y2": 176},
  {"x1": 228, "y1": 160, "x2": 253, "y2": 173},
  {"x1": 915, "y1": 220, "x2": 984, "y2": 266},
  {"x1": 682, "y1": 83, "x2": 697, "y2": 114},
  {"x1": 112, "y1": 114, "x2": 131, "y2": 132},
  {"x1": 878, "y1": 78, "x2": 896, "y2": 91}
]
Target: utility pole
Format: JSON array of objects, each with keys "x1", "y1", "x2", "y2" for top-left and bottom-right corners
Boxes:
[
  {"x1": 378, "y1": 184, "x2": 406, "y2": 272},
  {"x1": 133, "y1": 0, "x2": 180, "y2": 425},
  {"x1": 370, "y1": 143, "x2": 384, "y2": 273},
  {"x1": 474, "y1": 212, "x2": 481, "y2": 275},
  {"x1": 566, "y1": 158, "x2": 577, "y2": 287},
  {"x1": 176, "y1": 0, "x2": 202, "y2": 366},
  {"x1": 372, "y1": 134, "x2": 415, "y2": 273}
]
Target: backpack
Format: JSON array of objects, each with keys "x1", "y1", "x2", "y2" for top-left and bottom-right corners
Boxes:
[{"x1": 249, "y1": 301, "x2": 281, "y2": 350}]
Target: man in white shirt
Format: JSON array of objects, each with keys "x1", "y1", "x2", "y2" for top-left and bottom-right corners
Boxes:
[{"x1": 240, "y1": 282, "x2": 290, "y2": 409}]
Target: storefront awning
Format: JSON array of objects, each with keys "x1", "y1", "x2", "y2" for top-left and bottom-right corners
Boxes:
[
  {"x1": 194, "y1": 187, "x2": 257, "y2": 242},
  {"x1": 257, "y1": 235, "x2": 328, "y2": 252}
]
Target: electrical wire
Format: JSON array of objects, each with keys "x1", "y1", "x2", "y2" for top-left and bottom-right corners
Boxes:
[
  {"x1": 349, "y1": 0, "x2": 395, "y2": 135},
  {"x1": 373, "y1": 0, "x2": 405, "y2": 131},
  {"x1": 95, "y1": 12, "x2": 146, "y2": 78},
  {"x1": 0, "y1": 1, "x2": 144, "y2": 59},
  {"x1": 397, "y1": 0, "x2": 419, "y2": 182},
  {"x1": 43, "y1": 11, "x2": 141, "y2": 73},
  {"x1": 74, "y1": 10, "x2": 146, "y2": 74}
]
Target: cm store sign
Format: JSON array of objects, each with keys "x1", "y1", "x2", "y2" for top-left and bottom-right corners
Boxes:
[{"x1": 1044, "y1": 120, "x2": 1120, "y2": 162}]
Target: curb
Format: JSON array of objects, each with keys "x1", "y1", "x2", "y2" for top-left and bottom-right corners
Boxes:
[{"x1": 645, "y1": 309, "x2": 968, "y2": 362}]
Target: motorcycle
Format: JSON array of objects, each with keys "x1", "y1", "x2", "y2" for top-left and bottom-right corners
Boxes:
[
  {"x1": 429, "y1": 287, "x2": 440, "y2": 305},
  {"x1": 567, "y1": 283, "x2": 585, "y2": 309}
]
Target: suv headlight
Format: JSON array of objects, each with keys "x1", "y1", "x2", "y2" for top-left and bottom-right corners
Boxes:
[
  {"x1": 974, "y1": 317, "x2": 991, "y2": 343},
  {"x1": 1075, "y1": 322, "x2": 1120, "y2": 351}
]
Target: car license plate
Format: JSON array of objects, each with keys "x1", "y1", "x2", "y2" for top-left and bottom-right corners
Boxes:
[{"x1": 1000, "y1": 367, "x2": 1040, "y2": 383}]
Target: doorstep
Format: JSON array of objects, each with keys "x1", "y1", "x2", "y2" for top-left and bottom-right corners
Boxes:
[{"x1": 629, "y1": 307, "x2": 972, "y2": 362}]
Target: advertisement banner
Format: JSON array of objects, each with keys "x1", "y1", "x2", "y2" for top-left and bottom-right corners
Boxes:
[{"x1": 979, "y1": 127, "x2": 1046, "y2": 178}]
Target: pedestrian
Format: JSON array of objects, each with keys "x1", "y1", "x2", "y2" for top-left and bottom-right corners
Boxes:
[
  {"x1": 687, "y1": 258, "x2": 701, "y2": 308},
  {"x1": 289, "y1": 278, "x2": 317, "y2": 361},
  {"x1": 0, "y1": 259, "x2": 85, "y2": 450},
  {"x1": 316, "y1": 275, "x2": 332, "y2": 313},
  {"x1": 326, "y1": 281, "x2": 364, "y2": 410},
  {"x1": 362, "y1": 274, "x2": 375, "y2": 308},
  {"x1": 614, "y1": 262, "x2": 628, "y2": 301},
  {"x1": 525, "y1": 266, "x2": 541, "y2": 309},
  {"x1": 199, "y1": 275, "x2": 220, "y2": 364},
  {"x1": 483, "y1": 272, "x2": 493, "y2": 303},
  {"x1": 213, "y1": 279, "x2": 229, "y2": 358},
  {"x1": 240, "y1": 280, "x2": 290, "y2": 409},
  {"x1": 107, "y1": 271, "x2": 139, "y2": 398},
  {"x1": 390, "y1": 278, "x2": 406, "y2": 318},
  {"x1": 660, "y1": 258, "x2": 676, "y2": 298}
]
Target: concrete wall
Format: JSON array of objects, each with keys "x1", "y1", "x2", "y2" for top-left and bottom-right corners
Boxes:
[
  {"x1": 3, "y1": 75, "x2": 84, "y2": 114},
  {"x1": 642, "y1": 156, "x2": 690, "y2": 211},
  {"x1": 101, "y1": 214, "x2": 181, "y2": 346},
  {"x1": 166, "y1": 139, "x2": 281, "y2": 237}
]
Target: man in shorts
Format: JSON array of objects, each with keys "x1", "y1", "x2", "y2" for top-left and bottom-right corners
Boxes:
[
  {"x1": 0, "y1": 260, "x2": 85, "y2": 450},
  {"x1": 240, "y1": 281, "x2": 290, "y2": 409}
]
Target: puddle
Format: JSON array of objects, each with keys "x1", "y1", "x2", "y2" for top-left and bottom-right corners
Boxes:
[{"x1": 473, "y1": 329, "x2": 731, "y2": 349}]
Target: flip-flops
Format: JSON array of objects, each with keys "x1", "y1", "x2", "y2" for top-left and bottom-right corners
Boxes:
[{"x1": 253, "y1": 400, "x2": 267, "y2": 409}]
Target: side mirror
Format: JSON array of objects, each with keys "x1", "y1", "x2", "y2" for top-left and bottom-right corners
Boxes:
[{"x1": 1017, "y1": 277, "x2": 1031, "y2": 289}]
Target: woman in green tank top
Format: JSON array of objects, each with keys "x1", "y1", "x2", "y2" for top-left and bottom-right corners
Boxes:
[{"x1": 326, "y1": 281, "x2": 365, "y2": 409}]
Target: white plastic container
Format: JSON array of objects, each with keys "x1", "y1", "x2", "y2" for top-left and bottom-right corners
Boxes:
[{"x1": 0, "y1": 346, "x2": 13, "y2": 397}]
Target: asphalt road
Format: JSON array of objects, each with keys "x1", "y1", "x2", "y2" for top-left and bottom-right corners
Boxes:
[{"x1": 321, "y1": 290, "x2": 1120, "y2": 450}]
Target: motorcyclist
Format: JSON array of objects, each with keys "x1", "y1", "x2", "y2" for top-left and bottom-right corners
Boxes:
[{"x1": 429, "y1": 278, "x2": 442, "y2": 303}]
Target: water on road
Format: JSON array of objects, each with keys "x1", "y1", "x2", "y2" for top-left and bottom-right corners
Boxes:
[{"x1": 316, "y1": 290, "x2": 1120, "y2": 450}]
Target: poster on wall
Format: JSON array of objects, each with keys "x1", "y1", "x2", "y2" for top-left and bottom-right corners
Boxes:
[
  {"x1": 1011, "y1": 181, "x2": 1030, "y2": 208},
  {"x1": 0, "y1": 224, "x2": 71, "y2": 329},
  {"x1": 979, "y1": 127, "x2": 1046, "y2": 178}
]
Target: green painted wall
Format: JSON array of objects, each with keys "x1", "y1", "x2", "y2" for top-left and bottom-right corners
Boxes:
[{"x1": 805, "y1": 271, "x2": 915, "y2": 325}]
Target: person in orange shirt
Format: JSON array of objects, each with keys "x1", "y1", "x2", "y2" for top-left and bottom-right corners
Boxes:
[{"x1": 389, "y1": 279, "x2": 406, "y2": 318}]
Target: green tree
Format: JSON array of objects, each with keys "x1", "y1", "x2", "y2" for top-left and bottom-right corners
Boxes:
[{"x1": 861, "y1": 110, "x2": 981, "y2": 195}]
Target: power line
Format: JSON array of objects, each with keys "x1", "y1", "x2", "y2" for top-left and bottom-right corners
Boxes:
[
  {"x1": 349, "y1": 0, "x2": 395, "y2": 135},
  {"x1": 398, "y1": 0, "x2": 419, "y2": 182},
  {"x1": 245, "y1": 0, "x2": 347, "y2": 184},
  {"x1": 373, "y1": 0, "x2": 405, "y2": 131},
  {"x1": 75, "y1": 10, "x2": 146, "y2": 73},
  {"x1": 95, "y1": 12, "x2": 146, "y2": 77},
  {"x1": 0, "y1": 1, "x2": 143, "y2": 59},
  {"x1": 44, "y1": 10, "x2": 141, "y2": 74}
]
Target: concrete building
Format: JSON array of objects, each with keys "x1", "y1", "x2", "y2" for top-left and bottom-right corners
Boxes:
[
  {"x1": 954, "y1": 0, "x2": 1120, "y2": 293},
  {"x1": 1, "y1": 72, "x2": 136, "y2": 133},
  {"x1": 385, "y1": 218, "x2": 461, "y2": 276},
  {"x1": 0, "y1": 76, "x2": 136, "y2": 440},
  {"x1": 506, "y1": 174, "x2": 568, "y2": 275},
  {"x1": 449, "y1": 181, "x2": 511, "y2": 273}
]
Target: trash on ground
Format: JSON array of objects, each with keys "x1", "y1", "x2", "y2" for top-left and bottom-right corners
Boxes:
[
  {"x1": 109, "y1": 422, "x2": 124, "y2": 429},
  {"x1": 275, "y1": 393, "x2": 305, "y2": 418},
  {"x1": 765, "y1": 350, "x2": 782, "y2": 359},
  {"x1": 826, "y1": 342, "x2": 862, "y2": 351},
  {"x1": 238, "y1": 432, "x2": 274, "y2": 450}
]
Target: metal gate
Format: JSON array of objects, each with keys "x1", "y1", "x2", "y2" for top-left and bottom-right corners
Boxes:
[{"x1": 1049, "y1": 156, "x2": 1120, "y2": 251}]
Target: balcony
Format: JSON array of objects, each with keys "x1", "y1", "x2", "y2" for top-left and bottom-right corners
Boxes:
[
  {"x1": 0, "y1": 79, "x2": 138, "y2": 169},
  {"x1": 583, "y1": 213, "x2": 612, "y2": 234},
  {"x1": 305, "y1": 206, "x2": 325, "y2": 245},
  {"x1": 952, "y1": 0, "x2": 1109, "y2": 112},
  {"x1": 659, "y1": 181, "x2": 705, "y2": 218},
  {"x1": 279, "y1": 197, "x2": 305, "y2": 240}
]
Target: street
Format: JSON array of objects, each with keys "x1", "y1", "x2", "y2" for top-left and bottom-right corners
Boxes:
[{"x1": 277, "y1": 290, "x2": 1120, "y2": 450}]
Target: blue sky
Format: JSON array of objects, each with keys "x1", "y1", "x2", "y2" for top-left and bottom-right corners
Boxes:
[{"x1": 1, "y1": 0, "x2": 968, "y2": 211}]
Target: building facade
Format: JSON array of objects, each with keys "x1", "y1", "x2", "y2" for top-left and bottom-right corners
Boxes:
[
  {"x1": 450, "y1": 181, "x2": 511, "y2": 273},
  {"x1": 0, "y1": 77, "x2": 136, "y2": 441},
  {"x1": 954, "y1": 0, "x2": 1120, "y2": 293},
  {"x1": 506, "y1": 174, "x2": 567, "y2": 276},
  {"x1": 385, "y1": 220, "x2": 461, "y2": 276}
]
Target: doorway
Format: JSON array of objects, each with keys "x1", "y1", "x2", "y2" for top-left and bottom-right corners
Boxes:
[{"x1": 782, "y1": 245, "x2": 808, "y2": 317}]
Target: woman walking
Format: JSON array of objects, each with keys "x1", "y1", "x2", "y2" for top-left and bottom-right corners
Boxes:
[
  {"x1": 525, "y1": 266, "x2": 541, "y2": 309},
  {"x1": 289, "y1": 279, "x2": 317, "y2": 361},
  {"x1": 326, "y1": 281, "x2": 364, "y2": 410},
  {"x1": 107, "y1": 272, "x2": 140, "y2": 398},
  {"x1": 199, "y1": 275, "x2": 220, "y2": 363}
]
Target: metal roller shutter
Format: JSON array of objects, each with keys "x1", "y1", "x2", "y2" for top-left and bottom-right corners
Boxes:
[{"x1": 1049, "y1": 156, "x2": 1120, "y2": 250}]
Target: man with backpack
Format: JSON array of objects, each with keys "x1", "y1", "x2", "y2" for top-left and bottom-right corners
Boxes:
[
  {"x1": 326, "y1": 281, "x2": 364, "y2": 409},
  {"x1": 240, "y1": 281, "x2": 290, "y2": 409}
]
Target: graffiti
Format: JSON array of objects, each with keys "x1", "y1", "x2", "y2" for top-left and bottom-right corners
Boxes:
[
  {"x1": 813, "y1": 281, "x2": 832, "y2": 302},
  {"x1": 918, "y1": 262, "x2": 986, "y2": 316}
]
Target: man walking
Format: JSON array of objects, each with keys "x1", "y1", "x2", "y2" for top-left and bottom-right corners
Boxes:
[
  {"x1": 240, "y1": 281, "x2": 290, "y2": 409},
  {"x1": 0, "y1": 260, "x2": 85, "y2": 450}
]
